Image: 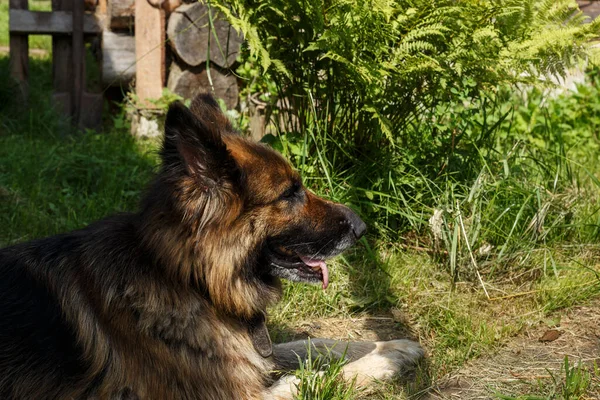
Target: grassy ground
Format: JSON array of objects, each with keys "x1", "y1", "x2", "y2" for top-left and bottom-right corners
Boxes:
[
  {"x1": 0, "y1": 55, "x2": 156, "y2": 244},
  {"x1": 1, "y1": 53, "x2": 600, "y2": 399}
]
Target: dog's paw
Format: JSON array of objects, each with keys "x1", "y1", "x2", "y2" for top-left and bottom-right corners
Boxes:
[
  {"x1": 264, "y1": 375, "x2": 300, "y2": 400},
  {"x1": 377, "y1": 339, "x2": 425, "y2": 368},
  {"x1": 341, "y1": 339, "x2": 424, "y2": 386}
]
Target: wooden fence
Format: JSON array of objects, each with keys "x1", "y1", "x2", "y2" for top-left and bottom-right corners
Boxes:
[{"x1": 9, "y1": 0, "x2": 103, "y2": 130}]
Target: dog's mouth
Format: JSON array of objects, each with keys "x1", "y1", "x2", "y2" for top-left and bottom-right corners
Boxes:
[{"x1": 265, "y1": 244, "x2": 330, "y2": 290}]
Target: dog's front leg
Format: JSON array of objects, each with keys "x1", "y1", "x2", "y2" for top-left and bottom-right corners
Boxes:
[
  {"x1": 271, "y1": 338, "x2": 376, "y2": 372},
  {"x1": 270, "y1": 338, "x2": 424, "y2": 389},
  {"x1": 262, "y1": 374, "x2": 300, "y2": 400},
  {"x1": 264, "y1": 339, "x2": 350, "y2": 400},
  {"x1": 340, "y1": 339, "x2": 424, "y2": 387}
]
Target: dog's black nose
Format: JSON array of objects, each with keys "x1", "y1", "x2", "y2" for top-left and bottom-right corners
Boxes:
[
  {"x1": 352, "y1": 216, "x2": 367, "y2": 239},
  {"x1": 340, "y1": 206, "x2": 367, "y2": 239}
]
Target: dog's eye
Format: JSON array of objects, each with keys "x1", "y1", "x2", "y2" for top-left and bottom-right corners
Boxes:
[{"x1": 280, "y1": 182, "x2": 301, "y2": 201}]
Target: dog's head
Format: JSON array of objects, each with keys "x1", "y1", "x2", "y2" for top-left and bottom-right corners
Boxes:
[{"x1": 144, "y1": 94, "x2": 365, "y2": 318}]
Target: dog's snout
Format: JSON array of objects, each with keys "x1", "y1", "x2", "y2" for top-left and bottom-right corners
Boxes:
[{"x1": 340, "y1": 206, "x2": 367, "y2": 239}]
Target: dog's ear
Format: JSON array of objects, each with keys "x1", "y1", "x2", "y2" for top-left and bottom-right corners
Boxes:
[
  {"x1": 162, "y1": 100, "x2": 238, "y2": 186},
  {"x1": 189, "y1": 93, "x2": 233, "y2": 129}
]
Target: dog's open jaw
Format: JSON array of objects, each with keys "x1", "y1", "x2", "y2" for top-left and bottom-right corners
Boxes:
[{"x1": 265, "y1": 244, "x2": 331, "y2": 290}]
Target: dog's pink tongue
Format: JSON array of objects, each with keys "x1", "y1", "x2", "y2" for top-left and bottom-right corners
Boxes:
[{"x1": 299, "y1": 256, "x2": 329, "y2": 290}]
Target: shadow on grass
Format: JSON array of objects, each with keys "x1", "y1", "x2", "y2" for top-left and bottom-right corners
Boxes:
[
  {"x1": 267, "y1": 239, "x2": 420, "y2": 343},
  {"x1": 344, "y1": 241, "x2": 418, "y2": 339},
  {"x1": 0, "y1": 55, "x2": 157, "y2": 245}
]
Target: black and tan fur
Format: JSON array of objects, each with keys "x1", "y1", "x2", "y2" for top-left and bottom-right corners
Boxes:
[{"x1": 0, "y1": 94, "x2": 423, "y2": 399}]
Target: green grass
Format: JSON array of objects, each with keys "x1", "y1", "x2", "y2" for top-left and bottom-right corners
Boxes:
[
  {"x1": 0, "y1": 0, "x2": 8, "y2": 48},
  {"x1": 1, "y1": 0, "x2": 53, "y2": 51},
  {"x1": 0, "y1": 132, "x2": 157, "y2": 244},
  {"x1": 269, "y1": 244, "x2": 600, "y2": 398},
  {"x1": 293, "y1": 342, "x2": 358, "y2": 400},
  {"x1": 496, "y1": 357, "x2": 599, "y2": 400},
  {"x1": 0, "y1": 55, "x2": 156, "y2": 244},
  {"x1": 252, "y1": 66, "x2": 600, "y2": 398}
]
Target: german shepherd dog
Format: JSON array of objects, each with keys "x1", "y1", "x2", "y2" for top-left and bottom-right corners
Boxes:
[{"x1": 0, "y1": 94, "x2": 423, "y2": 399}]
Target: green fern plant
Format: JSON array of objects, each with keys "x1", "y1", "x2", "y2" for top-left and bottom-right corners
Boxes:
[
  {"x1": 212, "y1": 0, "x2": 599, "y2": 143},
  {"x1": 207, "y1": 0, "x2": 600, "y2": 245}
]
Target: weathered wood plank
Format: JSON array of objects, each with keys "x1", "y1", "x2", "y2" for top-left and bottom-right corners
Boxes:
[
  {"x1": 167, "y1": 2, "x2": 242, "y2": 68},
  {"x1": 52, "y1": 92, "x2": 71, "y2": 116},
  {"x1": 9, "y1": 0, "x2": 29, "y2": 102},
  {"x1": 135, "y1": 0, "x2": 165, "y2": 106},
  {"x1": 10, "y1": 10, "x2": 102, "y2": 34},
  {"x1": 102, "y1": 31, "x2": 136, "y2": 86},
  {"x1": 72, "y1": 0, "x2": 84, "y2": 125},
  {"x1": 80, "y1": 92, "x2": 103, "y2": 131},
  {"x1": 52, "y1": 0, "x2": 73, "y2": 117}
]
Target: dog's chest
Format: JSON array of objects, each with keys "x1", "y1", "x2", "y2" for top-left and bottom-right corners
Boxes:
[{"x1": 101, "y1": 301, "x2": 272, "y2": 399}]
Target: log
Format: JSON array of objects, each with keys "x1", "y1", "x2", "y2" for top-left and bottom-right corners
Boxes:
[
  {"x1": 108, "y1": 0, "x2": 134, "y2": 31},
  {"x1": 167, "y1": 2, "x2": 242, "y2": 68},
  {"x1": 80, "y1": 92, "x2": 104, "y2": 130},
  {"x1": 107, "y1": 0, "x2": 180, "y2": 31},
  {"x1": 167, "y1": 62, "x2": 238, "y2": 109},
  {"x1": 578, "y1": 1, "x2": 600, "y2": 21},
  {"x1": 102, "y1": 31, "x2": 136, "y2": 86}
]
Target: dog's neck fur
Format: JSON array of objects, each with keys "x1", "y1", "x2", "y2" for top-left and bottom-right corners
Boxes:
[
  {"x1": 60, "y1": 216, "x2": 276, "y2": 398},
  {"x1": 137, "y1": 191, "x2": 282, "y2": 321}
]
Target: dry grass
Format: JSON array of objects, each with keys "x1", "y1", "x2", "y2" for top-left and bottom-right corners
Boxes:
[{"x1": 424, "y1": 299, "x2": 600, "y2": 399}]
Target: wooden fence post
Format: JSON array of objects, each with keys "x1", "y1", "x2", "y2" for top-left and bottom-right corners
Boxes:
[
  {"x1": 47, "y1": 0, "x2": 102, "y2": 130},
  {"x1": 135, "y1": 0, "x2": 165, "y2": 107},
  {"x1": 9, "y1": 0, "x2": 29, "y2": 103},
  {"x1": 9, "y1": 0, "x2": 103, "y2": 130},
  {"x1": 52, "y1": 0, "x2": 74, "y2": 117},
  {"x1": 72, "y1": 0, "x2": 84, "y2": 125}
]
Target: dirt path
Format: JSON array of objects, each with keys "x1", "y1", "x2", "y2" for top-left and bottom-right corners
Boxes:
[
  {"x1": 425, "y1": 300, "x2": 600, "y2": 399},
  {"x1": 281, "y1": 300, "x2": 600, "y2": 399}
]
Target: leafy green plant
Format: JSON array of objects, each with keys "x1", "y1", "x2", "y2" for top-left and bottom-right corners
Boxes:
[
  {"x1": 210, "y1": 0, "x2": 600, "y2": 244},
  {"x1": 215, "y1": 0, "x2": 599, "y2": 144}
]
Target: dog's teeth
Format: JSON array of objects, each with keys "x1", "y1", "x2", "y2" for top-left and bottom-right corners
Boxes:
[{"x1": 277, "y1": 246, "x2": 294, "y2": 256}]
